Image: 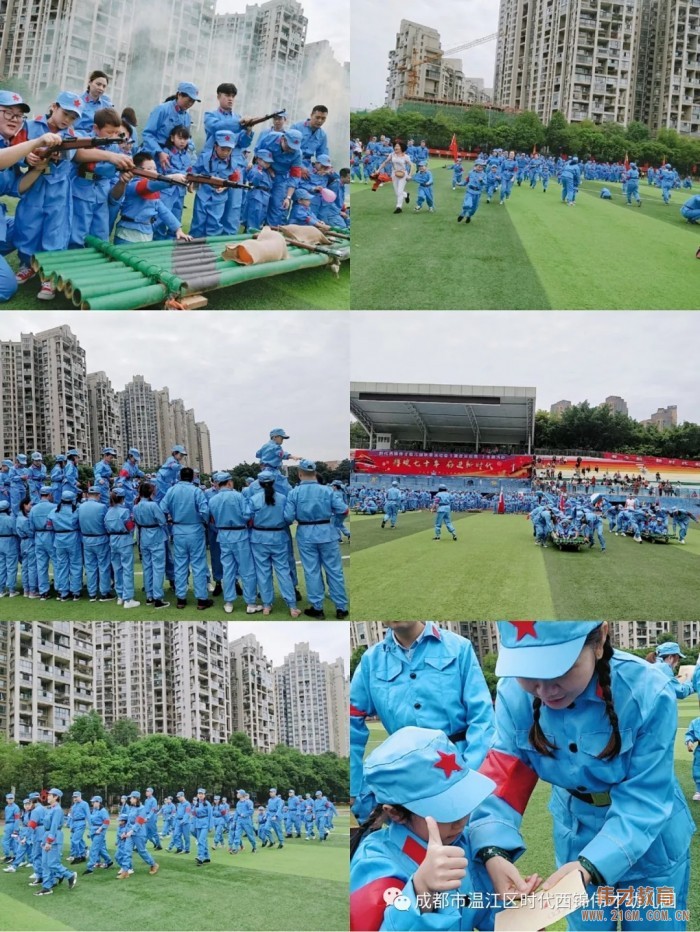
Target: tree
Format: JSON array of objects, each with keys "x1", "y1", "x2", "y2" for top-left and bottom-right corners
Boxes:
[
  {"x1": 480, "y1": 652, "x2": 498, "y2": 700},
  {"x1": 626, "y1": 121, "x2": 650, "y2": 143},
  {"x1": 545, "y1": 110, "x2": 571, "y2": 155},
  {"x1": 350, "y1": 419, "x2": 370, "y2": 449},
  {"x1": 509, "y1": 111, "x2": 545, "y2": 153},
  {"x1": 64, "y1": 711, "x2": 109, "y2": 745},
  {"x1": 228, "y1": 732, "x2": 254, "y2": 755},
  {"x1": 110, "y1": 718, "x2": 140, "y2": 747},
  {"x1": 350, "y1": 645, "x2": 368, "y2": 678}
]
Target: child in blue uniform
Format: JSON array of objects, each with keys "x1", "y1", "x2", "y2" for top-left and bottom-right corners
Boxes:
[
  {"x1": 243, "y1": 149, "x2": 274, "y2": 231},
  {"x1": 412, "y1": 163, "x2": 434, "y2": 212},
  {"x1": 684, "y1": 717, "x2": 700, "y2": 801},
  {"x1": 470, "y1": 621, "x2": 694, "y2": 931},
  {"x1": 113, "y1": 152, "x2": 191, "y2": 245},
  {"x1": 457, "y1": 162, "x2": 486, "y2": 224},
  {"x1": 288, "y1": 187, "x2": 329, "y2": 229},
  {"x1": 350, "y1": 727, "x2": 500, "y2": 932},
  {"x1": 153, "y1": 126, "x2": 194, "y2": 239},
  {"x1": 189, "y1": 130, "x2": 241, "y2": 237}
]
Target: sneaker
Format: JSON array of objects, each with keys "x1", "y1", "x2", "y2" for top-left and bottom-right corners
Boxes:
[
  {"x1": 116, "y1": 597, "x2": 124, "y2": 606},
  {"x1": 146, "y1": 597, "x2": 154, "y2": 605},
  {"x1": 28, "y1": 880, "x2": 42, "y2": 886},
  {"x1": 154, "y1": 599, "x2": 170, "y2": 608},
  {"x1": 452, "y1": 534, "x2": 458, "y2": 541},
  {"x1": 16, "y1": 266, "x2": 36, "y2": 284},
  {"x1": 176, "y1": 598, "x2": 187, "y2": 609},
  {"x1": 34, "y1": 888, "x2": 53, "y2": 896},
  {"x1": 405, "y1": 192, "x2": 410, "y2": 203},
  {"x1": 336, "y1": 609, "x2": 349, "y2": 619},
  {"x1": 3, "y1": 866, "x2": 16, "y2": 873},
  {"x1": 428, "y1": 207, "x2": 434, "y2": 212},
  {"x1": 71, "y1": 593, "x2": 80, "y2": 601},
  {"x1": 303, "y1": 606, "x2": 325, "y2": 619},
  {"x1": 99, "y1": 593, "x2": 116, "y2": 601},
  {"x1": 457, "y1": 214, "x2": 463, "y2": 222},
  {"x1": 224, "y1": 601, "x2": 234, "y2": 614},
  {"x1": 68, "y1": 872, "x2": 77, "y2": 889},
  {"x1": 393, "y1": 207, "x2": 402, "y2": 213},
  {"x1": 37, "y1": 280, "x2": 56, "y2": 300},
  {"x1": 207, "y1": 580, "x2": 216, "y2": 592},
  {"x1": 433, "y1": 536, "x2": 440, "y2": 540},
  {"x1": 117, "y1": 870, "x2": 128, "y2": 879},
  {"x1": 381, "y1": 519, "x2": 386, "y2": 528},
  {"x1": 8, "y1": 591, "x2": 19, "y2": 598},
  {"x1": 197, "y1": 598, "x2": 213, "y2": 611},
  {"x1": 123, "y1": 599, "x2": 141, "y2": 609},
  {"x1": 82, "y1": 869, "x2": 94, "y2": 875},
  {"x1": 89, "y1": 595, "x2": 97, "y2": 602},
  {"x1": 149, "y1": 863, "x2": 159, "y2": 875},
  {"x1": 465, "y1": 216, "x2": 471, "y2": 223},
  {"x1": 246, "y1": 604, "x2": 263, "y2": 614},
  {"x1": 212, "y1": 582, "x2": 222, "y2": 596},
  {"x1": 414, "y1": 206, "x2": 421, "y2": 211},
  {"x1": 693, "y1": 792, "x2": 700, "y2": 801}
]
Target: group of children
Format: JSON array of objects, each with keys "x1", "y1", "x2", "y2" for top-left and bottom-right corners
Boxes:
[
  {"x1": 2, "y1": 786, "x2": 337, "y2": 894},
  {"x1": 0, "y1": 71, "x2": 347, "y2": 304},
  {"x1": 350, "y1": 621, "x2": 699, "y2": 931},
  {"x1": 0, "y1": 430, "x2": 350, "y2": 619}
]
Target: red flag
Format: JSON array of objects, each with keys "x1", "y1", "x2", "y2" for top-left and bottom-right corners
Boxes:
[
  {"x1": 448, "y1": 133, "x2": 458, "y2": 160},
  {"x1": 624, "y1": 151, "x2": 630, "y2": 171},
  {"x1": 497, "y1": 490, "x2": 505, "y2": 514}
]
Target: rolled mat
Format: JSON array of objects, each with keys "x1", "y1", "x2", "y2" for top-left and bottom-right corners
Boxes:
[
  {"x1": 222, "y1": 227, "x2": 288, "y2": 265},
  {"x1": 277, "y1": 225, "x2": 332, "y2": 246}
]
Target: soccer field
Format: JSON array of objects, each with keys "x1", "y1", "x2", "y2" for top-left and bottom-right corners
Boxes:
[
  {"x1": 362, "y1": 696, "x2": 700, "y2": 931},
  {"x1": 350, "y1": 160, "x2": 698, "y2": 310},
  {"x1": 0, "y1": 812, "x2": 350, "y2": 931},
  {"x1": 348, "y1": 511, "x2": 700, "y2": 620}
]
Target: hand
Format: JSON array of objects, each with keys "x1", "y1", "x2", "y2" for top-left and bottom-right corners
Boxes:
[
  {"x1": 109, "y1": 153, "x2": 134, "y2": 171},
  {"x1": 282, "y1": 196, "x2": 291, "y2": 210},
  {"x1": 168, "y1": 173, "x2": 188, "y2": 184},
  {"x1": 120, "y1": 170, "x2": 134, "y2": 183},
  {"x1": 26, "y1": 150, "x2": 47, "y2": 168},
  {"x1": 175, "y1": 229, "x2": 192, "y2": 241},
  {"x1": 300, "y1": 167, "x2": 310, "y2": 179},
  {"x1": 37, "y1": 132, "x2": 62, "y2": 149},
  {"x1": 688, "y1": 742, "x2": 695, "y2": 752},
  {"x1": 542, "y1": 861, "x2": 590, "y2": 891},
  {"x1": 158, "y1": 151, "x2": 171, "y2": 171},
  {"x1": 484, "y1": 856, "x2": 542, "y2": 900},
  {"x1": 214, "y1": 185, "x2": 227, "y2": 195},
  {"x1": 412, "y1": 816, "x2": 468, "y2": 907}
]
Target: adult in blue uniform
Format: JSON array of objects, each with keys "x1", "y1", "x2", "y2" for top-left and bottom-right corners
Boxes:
[
  {"x1": 350, "y1": 621, "x2": 495, "y2": 825},
  {"x1": 9, "y1": 454, "x2": 29, "y2": 515},
  {"x1": 47, "y1": 490, "x2": 82, "y2": 601},
  {"x1": 284, "y1": 459, "x2": 349, "y2": 619},
  {"x1": 291, "y1": 105, "x2": 329, "y2": 170},
  {"x1": 31, "y1": 486, "x2": 56, "y2": 598},
  {"x1": 286, "y1": 790, "x2": 302, "y2": 838},
  {"x1": 67, "y1": 790, "x2": 90, "y2": 863},
  {"x1": 142, "y1": 81, "x2": 200, "y2": 172},
  {"x1": 202, "y1": 82, "x2": 253, "y2": 152},
  {"x1": 27, "y1": 453, "x2": 47, "y2": 503},
  {"x1": 27, "y1": 792, "x2": 46, "y2": 885},
  {"x1": 74, "y1": 70, "x2": 114, "y2": 135},
  {"x1": 169, "y1": 791, "x2": 190, "y2": 854},
  {"x1": 34, "y1": 789, "x2": 77, "y2": 896},
  {"x1": 16, "y1": 498, "x2": 38, "y2": 597},
  {"x1": 143, "y1": 787, "x2": 162, "y2": 850},
  {"x1": 155, "y1": 443, "x2": 187, "y2": 587},
  {"x1": 653, "y1": 641, "x2": 695, "y2": 700},
  {"x1": 312, "y1": 791, "x2": 328, "y2": 841},
  {"x1": 625, "y1": 162, "x2": 642, "y2": 206},
  {"x1": 381, "y1": 480, "x2": 402, "y2": 529},
  {"x1": 350, "y1": 727, "x2": 498, "y2": 932},
  {"x1": 118, "y1": 448, "x2": 144, "y2": 513},
  {"x1": 78, "y1": 486, "x2": 114, "y2": 602},
  {"x1": 192, "y1": 789, "x2": 213, "y2": 864},
  {"x1": 0, "y1": 501, "x2": 18, "y2": 598},
  {"x1": 253, "y1": 128, "x2": 304, "y2": 225},
  {"x1": 203, "y1": 474, "x2": 223, "y2": 596},
  {"x1": 84, "y1": 796, "x2": 113, "y2": 874},
  {"x1": 232, "y1": 789, "x2": 257, "y2": 853},
  {"x1": 133, "y1": 480, "x2": 170, "y2": 608},
  {"x1": 105, "y1": 488, "x2": 139, "y2": 609},
  {"x1": 684, "y1": 717, "x2": 700, "y2": 801},
  {"x1": 160, "y1": 466, "x2": 212, "y2": 611},
  {"x1": 117, "y1": 791, "x2": 159, "y2": 878},
  {"x1": 63, "y1": 449, "x2": 81, "y2": 500},
  {"x1": 2, "y1": 793, "x2": 19, "y2": 861},
  {"x1": 433, "y1": 484, "x2": 457, "y2": 540},
  {"x1": 560, "y1": 156, "x2": 581, "y2": 205},
  {"x1": 50, "y1": 454, "x2": 66, "y2": 503},
  {"x1": 208, "y1": 471, "x2": 260, "y2": 614},
  {"x1": 680, "y1": 194, "x2": 700, "y2": 223},
  {"x1": 160, "y1": 797, "x2": 175, "y2": 838},
  {"x1": 266, "y1": 789, "x2": 285, "y2": 849},
  {"x1": 469, "y1": 621, "x2": 694, "y2": 931}
]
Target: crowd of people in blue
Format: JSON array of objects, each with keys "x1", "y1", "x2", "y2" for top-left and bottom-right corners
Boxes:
[
  {"x1": 352, "y1": 133, "x2": 698, "y2": 226},
  {"x1": 0, "y1": 70, "x2": 348, "y2": 304},
  {"x1": 349, "y1": 620, "x2": 700, "y2": 931},
  {"x1": 0, "y1": 428, "x2": 350, "y2": 618},
  {"x1": 2, "y1": 785, "x2": 337, "y2": 895}
]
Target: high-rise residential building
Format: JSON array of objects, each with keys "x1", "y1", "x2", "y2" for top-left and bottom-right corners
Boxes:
[
  {"x1": 642, "y1": 405, "x2": 678, "y2": 429},
  {"x1": 0, "y1": 0, "x2": 134, "y2": 106},
  {"x1": 604, "y1": 395, "x2": 629, "y2": 416},
  {"x1": 645, "y1": 0, "x2": 700, "y2": 134},
  {"x1": 87, "y1": 371, "x2": 122, "y2": 464},
  {"x1": 458, "y1": 623, "x2": 500, "y2": 665},
  {"x1": 93, "y1": 622, "x2": 173, "y2": 737},
  {"x1": 386, "y1": 20, "x2": 470, "y2": 109},
  {"x1": 210, "y1": 0, "x2": 308, "y2": 118},
  {"x1": 155, "y1": 387, "x2": 176, "y2": 463},
  {"x1": 350, "y1": 622, "x2": 387, "y2": 651},
  {"x1": 229, "y1": 634, "x2": 278, "y2": 753},
  {"x1": 0, "y1": 326, "x2": 87, "y2": 459},
  {"x1": 2, "y1": 622, "x2": 94, "y2": 746},
  {"x1": 550, "y1": 399, "x2": 572, "y2": 416},
  {"x1": 196, "y1": 421, "x2": 213, "y2": 476},
  {"x1": 185, "y1": 408, "x2": 199, "y2": 472},
  {"x1": 170, "y1": 623, "x2": 231, "y2": 743},
  {"x1": 119, "y1": 375, "x2": 160, "y2": 469},
  {"x1": 323, "y1": 657, "x2": 349, "y2": 757},
  {"x1": 275, "y1": 642, "x2": 332, "y2": 755}
]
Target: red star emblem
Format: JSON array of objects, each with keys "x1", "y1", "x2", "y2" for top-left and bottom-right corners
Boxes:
[
  {"x1": 434, "y1": 751, "x2": 462, "y2": 779},
  {"x1": 12, "y1": 94, "x2": 20, "y2": 101},
  {"x1": 510, "y1": 621, "x2": 538, "y2": 641},
  {"x1": 73, "y1": 99, "x2": 81, "y2": 107}
]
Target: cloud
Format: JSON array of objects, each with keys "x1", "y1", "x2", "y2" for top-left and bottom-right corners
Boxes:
[{"x1": 228, "y1": 621, "x2": 349, "y2": 667}]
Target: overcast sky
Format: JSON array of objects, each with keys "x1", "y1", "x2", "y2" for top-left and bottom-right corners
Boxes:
[
  {"x1": 217, "y1": 0, "x2": 349, "y2": 62},
  {"x1": 228, "y1": 621, "x2": 349, "y2": 668},
  {"x1": 351, "y1": 0, "x2": 499, "y2": 109},
  {"x1": 350, "y1": 312, "x2": 700, "y2": 424},
  {"x1": 0, "y1": 312, "x2": 349, "y2": 467}
]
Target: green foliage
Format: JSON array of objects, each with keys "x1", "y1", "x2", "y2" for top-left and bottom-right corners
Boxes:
[
  {"x1": 350, "y1": 420, "x2": 370, "y2": 448},
  {"x1": 350, "y1": 645, "x2": 368, "y2": 678},
  {"x1": 110, "y1": 717, "x2": 140, "y2": 747},
  {"x1": 480, "y1": 652, "x2": 498, "y2": 699}
]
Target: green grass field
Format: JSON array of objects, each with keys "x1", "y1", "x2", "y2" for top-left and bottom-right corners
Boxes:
[
  {"x1": 350, "y1": 162, "x2": 698, "y2": 309},
  {"x1": 0, "y1": 811, "x2": 349, "y2": 931},
  {"x1": 348, "y1": 511, "x2": 700, "y2": 620},
  {"x1": 5, "y1": 543, "x2": 350, "y2": 621},
  {"x1": 362, "y1": 696, "x2": 700, "y2": 930},
  {"x1": 0, "y1": 191, "x2": 349, "y2": 310}
]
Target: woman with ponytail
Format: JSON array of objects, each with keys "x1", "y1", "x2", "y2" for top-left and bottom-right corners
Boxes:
[
  {"x1": 469, "y1": 621, "x2": 694, "y2": 930},
  {"x1": 652, "y1": 642, "x2": 695, "y2": 700}
]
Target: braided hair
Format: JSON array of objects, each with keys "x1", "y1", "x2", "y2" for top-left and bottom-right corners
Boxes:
[
  {"x1": 529, "y1": 625, "x2": 621, "y2": 760},
  {"x1": 350, "y1": 803, "x2": 413, "y2": 861}
]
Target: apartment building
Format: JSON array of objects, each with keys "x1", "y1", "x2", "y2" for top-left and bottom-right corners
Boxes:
[
  {"x1": 118, "y1": 375, "x2": 161, "y2": 470},
  {"x1": 324, "y1": 656, "x2": 349, "y2": 757},
  {"x1": 275, "y1": 642, "x2": 332, "y2": 755},
  {"x1": 86, "y1": 371, "x2": 121, "y2": 464},
  {"x1": 170, "y1": 622, "x2": 231, "y2": 744},
  {"x1": 229, "y1": 634, "x2": 278, "y2": 753}
]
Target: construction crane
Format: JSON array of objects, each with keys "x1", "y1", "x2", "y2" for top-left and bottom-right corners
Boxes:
[{"x1": 402, "y1": 32, "x2": 499, "y2": 99}]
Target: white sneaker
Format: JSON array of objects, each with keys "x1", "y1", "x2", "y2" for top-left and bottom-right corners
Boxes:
[
  {"x1": 123, "y1": 599, "x2": 141, "y2": 609},
  {"x1": 117, "y1": 598, "x2": 124, "y2": 606},
  {"x1": 224, "y1": 602, "x2": 233, "y2": 614},
  {"x1": 37, "y1": 280, "x2": 56, "y2": 300},
  {"x1": 207, "y1": 581, "x2": 215, "y2": 592},
  {"x1": 8, "y1": 591, "x2": 19, "y2": 597},
  {"x1": 3, "y1": 866, "x2": 16, "y2": 872},
  {"x1": 246, "y1": 604, "x2": 263, "y2": 614},
  {"x1": 693, "y1": 792, "x2": 700, "y2": 801}
]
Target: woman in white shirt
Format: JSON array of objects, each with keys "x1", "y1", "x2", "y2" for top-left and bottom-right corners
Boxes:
[{"x1": 377, "y1": 141, "x2": 413, "y2": 213}]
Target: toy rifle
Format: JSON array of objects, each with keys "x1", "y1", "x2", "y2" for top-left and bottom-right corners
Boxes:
[
  {"x1": 131, "y1": 167, "x2": 189, "y2": 186},
  {"x1": 186, "y1": 172, "x2": 253, "y2": 191},
  {"x1": 35, "y1": 135, "x2": 127, "y2": 157},
  {"x1": 240, "y1": 108, "x2": 286, "y2": 129}
]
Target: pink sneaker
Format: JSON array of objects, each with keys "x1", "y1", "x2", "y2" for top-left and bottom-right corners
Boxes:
[
  {"x1": 15, "y1": 266, "x2": 36, "y2": 285},
  {"x1": 37, "y1": 280, "x2": 56, "y2": 301}
]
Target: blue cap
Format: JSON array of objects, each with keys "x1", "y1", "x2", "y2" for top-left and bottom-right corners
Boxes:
[
  {"x1": 66, "y1": 449, "x2": 80, "y2": 457},
  {"x1": 283, "y1": 129, "x2": 302, "y2": 150},
  {"x1": 5, "y1": 793, "x2": 14, "y2": 799},
  {"x1": 315, "y1": 154, "x2": 332, "y2": 167},
  {"x1": 298, "y1": 459, "x2": 316, "y2": 471},
  {"x1": 245, "y1": 477, "x2": 254, "y2": 485},
  {"x1": 215, "y1": 471, "x2": 231, "y2": 483},
  {"x1": 176, "y1": 791, "x2": 185, "y2": 798},
  {"x1": 72, "y1": 791, "x2": 82, "y2": 797},
  {"x1": 331, "y1": 480, "x2": 343, "y2": 487},
  {"x1": 270, "y1": 428, "x2": 289, "y2": 439},
  {"x1": 496, "y1": 621, "x2": 603, "y2": 678},
  {"x1": 214, "y1": 795, "x2": 220, "y2": 800},
  {"x1": 146, "y1": 787, "x2": 154, "y2": 793},
  {"x1": 17, "y1": 454, "x2": 27, "y2": 464},
  {"x1": 120, "y1": 795, "x2": 127, "y2": 801},
  {"x1": 197, "y1": 788, "x2": 206, "y2": 794},
  {"x1": 172, "y1": 444, "x2": 187, "y2": 455},
  {"x1": 91, "y1": 795, "x2": 102, "y2": 803},
  {"x1": 101, "y1": 447, "x2": 116, "y2": 456},
  {"x1": 130, "y1": 791, "x2": 141, "y2": 800},
  {"x1": 55, "y1": 454, "x2": 67, "y2": 462},
  {"x1": 391, "y1": 480, "x2": 399, "y2": 486},
  {"x1": 0, "y1": 90, "x2": 30, "y2": 112},
  {"x1": 269, "y1": 787, "x2": 277, "y2": 793},
  {"x1": 22, "y1": 798, "x2": 31, "y2": 805},
  {"x1": 61, "y1": 490, "x2": 76, "y2": 502},
  {"x1": 288, "y1": 789, "x2": 295, "y2": 793},
  {"x1": 257, "y1": 469, "x2": 275, "y2": 482},
  {"x1": 295, "y1": 188, "x2": 311, "y2": 202},
  {"x1": 112, "y1": 488, "x2": 125, "y2": 499},
  {"x1": 0, "y1": 501, "x2": 9, "y2": 512},
  {"x1": 31, "y1": 452, "x2": 42, "y2": 461},
  {"x1": 87, "y1": 486, "x2": 101, "y2": 494},
  {"x1": 438, "y1": 484, "x2": 447, "y2": 491},
  {"x1": 315, "y1": 790, "x2": 322, "y2": 796},
  {"x1": 364, "y1": 727, "x2": 495, "y2": 823},
  {"x1": 48, "y1": 789, "x2": 62, "y2": 798},
  {"x1": 237, "y1": 789, "x2": 244, "y2": 796},
  {"x1": 656, "y1": 642, "x2": 686, "y2": 659},
  {"x1": 2, "y1": 459, "x2": 12, "y2": 467},
  {"x1": 177, "y1": 81, "x2": 200, "y2": 101},
  {"x1": 28, "y1": 792, "x2": 40, "y2": 800},
  {"x1": 128, "y1": 448, "x2": 140, "y2": 460},
  {"x1": 256, "y1": 149, "x2": 273, "y2": 162},
  {"x1": 56, "y1": 91, "x2": 84, "y2": 116},
  {"x1": 215, "y1": 130, "x2": 236, "y2": 147}
]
